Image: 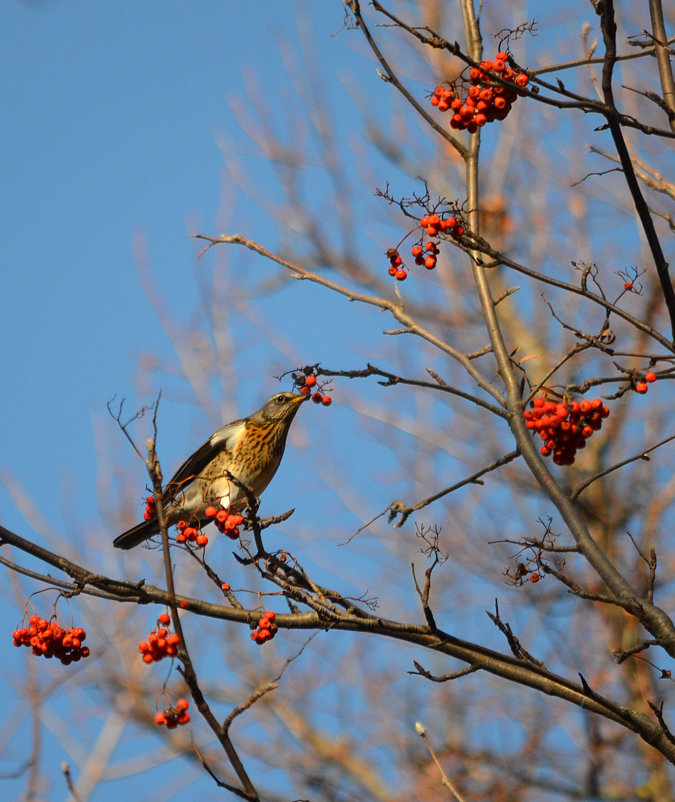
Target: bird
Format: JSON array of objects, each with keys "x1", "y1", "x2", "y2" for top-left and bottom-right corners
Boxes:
[{"x1": 113, "y1": 392, "x2": 309, "y2": 550}]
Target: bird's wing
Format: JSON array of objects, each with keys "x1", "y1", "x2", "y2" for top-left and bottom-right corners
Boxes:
[{"x1": 164, "y1": 419, "x2": 245, "y2": 499}]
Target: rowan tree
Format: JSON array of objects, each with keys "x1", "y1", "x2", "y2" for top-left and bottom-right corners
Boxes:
[{"x1": 2, "y1": 1, "x2": 675, "y2": 800}]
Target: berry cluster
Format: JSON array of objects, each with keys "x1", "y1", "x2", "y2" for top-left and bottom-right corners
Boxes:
[
  {"x1": 387, "y1": 248, "x2": 408, "y2": 281},
  {"x1": 205, "y1": 506, "x2": 244, "y2": 540},
  {"x1": 420, "y1": 213, "x2": 465, "y2": 241},
  {"x1": 12, "y1": 616, "x2": 90, "y2": 665},
  {"x1": 635, "y1": 371, "x2": 657, "y2": 394},
  {"x1": 176, "y1": 519, "x2": 209, "y2": 547},
  {"x1": 144, "y1": 495, "x2": 156, "y2": 520},
  {"x1": 294, "y1": 372, "x2": 332, "y2": 406},
  {"x1": 155, "y1": 698, "x2": 190, "y2": 729},
  {"x1": 430, "y1": 52, "x2": 529, "y2": 132},
  {"x1": 138, "y1": 613, "x2": 180, "y2": 664},
  {"x1": 507, "y1": 560, "x2": 544, "y2": 587},
  {"x1": 386, "y1": 213, "x2": 466, "y2": 282},
  {"x1": 524, "y1": 396, "x2": 610, "y2": 466},
  {"x1": 250, "y1": 610, "x2": 277, "y2": 645}
]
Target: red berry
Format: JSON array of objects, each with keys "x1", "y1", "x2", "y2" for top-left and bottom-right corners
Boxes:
[
  {"x1": 204, "y1": 505, "x2": 218, "y2": 518},
  {"x1": 624, "y1": 281, "x2": 633, "y2": 290},
  {"x1": 515, "y1": 73, "x2": 529, "y2": 88},
  {"x1": 529, "y1": 573, "x2": 540, "y2": 583},
  {"x1": 158, "y1": 613, "x2": 170, "y2": 625},
  {"x1": 424, "y1": 255, "x2": 437, "y2": 269},
  {"x1": 635, "y1": 382, "x2": 648, "y2": 394},
  {"x1": 321, "y1": 396, "x2": 332, "y2": 406},
  {"x1": 312, "y1": 392, "x2": 322, "y2": 404},
  {"x1": 411, "y1": 245, "x2": 423, "y2": 257},
  {"x1": 304, "y1": 375, "x2": 317, "y2": 387},
  {"x1": 645, "y1": 371, "x2": 656, "y2": 383},
  {"x1": 394, "y1": 269, "x2": 407, "y2": 281}
]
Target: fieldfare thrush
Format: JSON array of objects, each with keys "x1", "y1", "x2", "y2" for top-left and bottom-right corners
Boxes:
[{"x1": 113, "y1": 392, "x2": 308, "y2": 550}]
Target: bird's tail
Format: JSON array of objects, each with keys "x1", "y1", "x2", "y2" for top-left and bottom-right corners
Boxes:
[{"x1": 113, "y1": 519, "x2": 159, "y2": 550}]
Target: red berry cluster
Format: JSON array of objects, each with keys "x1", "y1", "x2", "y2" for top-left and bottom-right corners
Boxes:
[
  {"x1": 386, "y1": 213, "x2": 466, "y2": 282},
  {"x1": 204, "y1": 506, "x2": 244, "y2": 540},
  {"x1": 155, "y1": 698, "x2": 190, "y2": 729},
  {"x1": 295, "y1": 372, "x2": 332, "y2": 406},
  {"x1": 420, "y1": 213, "x2": 465, "y2": 241},
  {"x1": 176, "y1": 519, "x2": 209, "y2": 547},
  {"x1": 387, "y1": 248, "x2": 408, "y2": 281},
  {"x1": 250, "y1": 610, "x2": 277, "y2": 645},
  {"x1": 430, "y1": 52, "x2": 529, "y2": 132},
  {"x1": 12, "y1": 616, "x2": 90, "y2": 665},
  {"x1": 144, "y1": 495, "x2": 156, "y2": 520},
  {"x1": 635, "y1": 371, "x2": 657, "y2": 394},
  {"x1": 524, "y1": 396, "x2": 610, "y2": 466},
  {"x1": 138, "y1": 613, "x2": 180, "y2": 664}
]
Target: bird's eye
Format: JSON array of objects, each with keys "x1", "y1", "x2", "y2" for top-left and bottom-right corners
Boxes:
[{"x1": 276, "y1": 395, "x2": 285, "y2": 403}]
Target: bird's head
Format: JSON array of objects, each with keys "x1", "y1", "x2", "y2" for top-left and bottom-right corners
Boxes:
[{"x1": 256, "y1": 391, "x2": 309, "y2": 424}]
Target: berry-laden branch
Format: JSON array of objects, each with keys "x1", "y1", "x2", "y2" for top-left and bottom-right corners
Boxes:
[
  {"x1": 190, "y1": 232, "x2": 506, "y2": 407},
  {"x1": 430, "y1": 0, "x2": 675, "y2": 659},
  {"x1": 5, "y1": 517, "x2": 675, "y2": 762},
  {"x1": 370, "y1": 0, "x2": 675, "y2": 138},
  {"x1": 141, "y1": 412, "x2": 261, "y2": 802},
  {"x1": 345, "y1": 0, "x2": 469, "y2": 160}
]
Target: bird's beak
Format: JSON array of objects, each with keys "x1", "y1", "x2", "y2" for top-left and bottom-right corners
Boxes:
[{"x1": 294, "y1": 393, "x2": 311, "y2": 404}]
